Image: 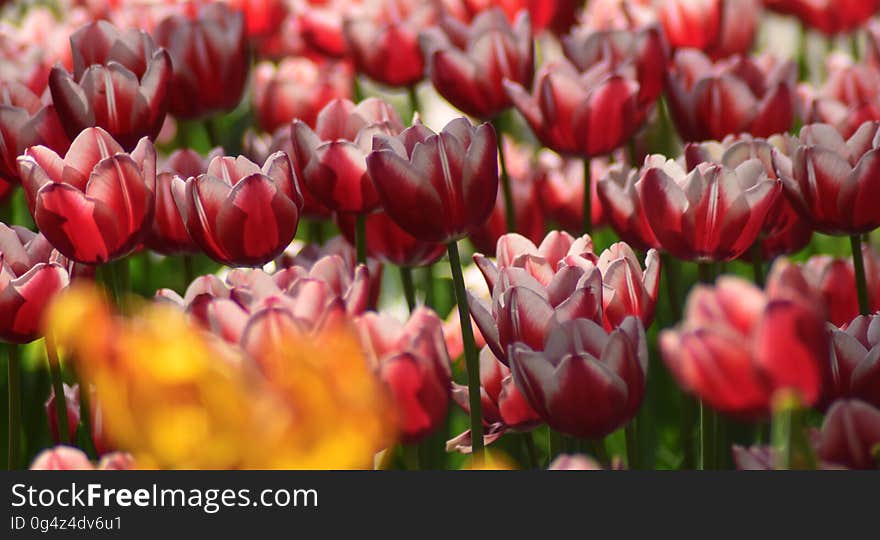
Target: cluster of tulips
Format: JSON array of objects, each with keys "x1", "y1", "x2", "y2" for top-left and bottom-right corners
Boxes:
[{"x1": 2, "y1": 0, "x2": 880, "y2": 471}]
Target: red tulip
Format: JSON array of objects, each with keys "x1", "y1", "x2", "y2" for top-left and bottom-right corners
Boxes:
[
  {"x1": 145, "y1": 148, "x2": 222, "y2": 255},
  {"x1": 50, "y1": 21, "x2": 172, "y2": 151},
  {"x1": 798, "y1": 55, "x2": 880, "y2": 138},
  {"x1": 504, "y1": 58, "x2": 644, "y2": 157},
  {"x1": 509, "y1": 316, "x2": 648, "y2": 439},
  {"x1": 0, "y1": 81, "x2": 70, "y2": 193},
  {"x1": 0, "y1": 224, "x2": 69, "y2": 343},
  {"x1": 597, "y1": 159, "x2": 661, "y2": 251},
  {"x1": 800, "y1": 248, "x2": 880, "y2": 327},
  {"x1": 154, "y1": 2, "x2": 249, "y2": 119},
  {"x1": 665, "y1": 50, "x2": 796, "y2": 142},
  {"x1": 636, "y1": 154, "x2": 781, "y2": 261},
  {"x1": 660, "y1": 270, "x2": 828, "y2": 418},
  {"x1": 440, "y1": 0, "x2": 577, "y2": 35},
  {"x1": 774, "y1": 122, "x2": 880, "y2": 236},
  {"x1": 420, "y1": 8, "x2": 533, "y2": 119},
  {"x1": 562, "y1": 23, "x2": 668, "y2": 108},
  {"x1": 535, "y1": 150, "x2": 608, "y2": 234},
  {"x1": 336, "y1": 211, "x2": 445, "y2": 267},
  {"x1": 172, "y1": 152, "x2": 302, "y2": 266},
  {"x1": 447, "y1": 346, "x2": 540, "y2": 453},
  {"x1": 765, "y1": 0, "x2": 880, "y2": 35},
  {"x1": 294, "y1": 0, "x2": 355, "y2": 58},
  {"x1": 252, "y1": 57, "x2": 352, "y2": 133},
  {"x1": 45, "y1": 383, "x2": 80, "y2": 444},
  {"x1": 357, "y1": 307, "x2": 452, "y2": 443},
  {"x1": 468, "y1": 232, "x2": 603, "y2": 363},
  {"x1": 817, "y1": 399, "x2": 880, "y2": 470},
  {"x1": 227, "y1": 0, "x2": 289, "y2": 39},
  {"x1": 342, "y1": 0, "x2": 435, "y2": 87},
  {"x1": 17, "y1": 127, "x2": 156, "y2": 264},
  {"x1": 470, "y1": 138, "x2": 546, "y2": 254},
  {"x1": 823, "y1": 315, "x2": 880, "y2": 409},
  {"x1": 684, "y1": 136, "x2": 813, "y2": 259},
  {"x1": 243, "y1": 127, "x2": 332, "y2": 218},
  {"x1": 366, "y1": 117, "x2": 499, "y2": 243},
  {"x1": 658, "y1": 0, "x2": 759, "y2": 59},
  {"x1": 596, "y1": 242, "x2": 661, "y2": 330},
  {"x1": 291, "y1": 98, "x2": 404, "y2": 214}
]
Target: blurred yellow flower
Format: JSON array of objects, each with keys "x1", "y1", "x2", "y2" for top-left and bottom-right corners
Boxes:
[{"x1": 47, "y1": 285, "x2": 396, "y2": 469}]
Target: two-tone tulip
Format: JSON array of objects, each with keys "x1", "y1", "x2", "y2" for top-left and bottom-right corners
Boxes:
[
  {"x1": 291, "y1": 98, "x2": 403, "y2": 214},
  {"x1": 509, "y1": 317, "x2": 648, "y2": 439},
  {"x1": 665, "y1": 50, "x2": 796, "y2": 142},
  {"x1": 773, "y1": 122, "x2": 880, "y2": 235},
  {"x1": 798, "y1": 56, "x2": 880, "y2": 138},
  {"x1": 49, "y1": 21, "x2": 172, "y2": 150},
  {"x1": 801, "y1": 249, "x2": 880, "y2": 326},
  {"x1": 336, "y1": 211, "x2": 445, "y2": 268},
  {"x1": 441, "y1": 0, "x2": 577, "y2": 35},
  {"x1": 172, "y1": 152, "x2": 302, "y2": 266},
  {"x1": 765, "y1": 0, "x2": 880, "y2": 36},
  {"x1": 823, "y1": 314, "x2": 880, "y2": 409},
  {"x1": 366, "y1": 117, "x2": 498, "y2": 243},
  {"x1": 597, "y1": 160, "x2": 661, "y2": 251},
  {"x1": 154, "y1": 2, "x2": 249, "y2": 119},
  {"x1": 536, "y1": 150, "x2": 608, "y2": 234},
  {"x1": 447, "y1": 346, "x2": 540, "y2": 452},
  {"x1": 660, "y1": 268, "x2": 829, "y2": 418},
  {"x1": 816, "y1": 399, "x2": 880, "y2": 470},
  {"x1": 17, "y1": 128, "x2": 156, "y2": 264},
  {"x1": 658, "y1": 0, "x2": 759, "y2": 59},
  {"x1": 420, "y1": 8, "x2": 533, "y2": 119},
  {"x1": 0, "y1": 224, "x2": 69, "y2": 343},
  {"x1": 357, "y1": 308, "x2": 452, "y2": 443},
  {"x1": 636, "y1": 154, "x2": 781, "y2": 261}
]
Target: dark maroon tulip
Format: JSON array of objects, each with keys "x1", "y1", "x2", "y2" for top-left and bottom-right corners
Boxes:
[
  {"x1": 562, "y1": 23, "x2": 668, "y2": 108},
  {"x1": 636, "y1": 154, "x2": 781, "y2": 261},
  {"x1": 684, "y1": 136, "x2": 813, "y2": 259},
  {"x1": 172, "y1": 152, "x2": 302, "y2": 267},
  {"x1": 468, "y1": 232, "x2": 603, "y2": 363},
  {"x1": 0, "y1": 223, "x2": 69, "y2": 343},
  {"x1": 817, "y1": 399, "x2": 880, "y2": 469},
  {"x1": 337, "y1": 211, "x2": 445, "y2": 268},
  {"x1": 447, "y1": 346, "x2": 541, "y2": 453},
  {"x1": 505, "y1": 58, "x2": 645, "y2": 157},
  {"x1": 145, "y1": 147, "x2": 222, "y2": 255},
  {"x1": 291, "y1": 98, "x2": 403, "y2": 214},
  {"x1": 660, "y1": 269, "x2": 828, "y2": 418},
  {"x1": 597, "y1": 159, "x2": 661, "y2": 251},
  {"x1": 665, "y1": 50, "x2": 796, "y2": 142},
  {"x1": 153, "y1": 2, "x2": 249, "y2": 119},
  {"x1": 823, "y1": 314, "x2": 880, "y2": 409},
  {"x1": 357, "y1": 307, "x2": 452, "y2": 443},
  {"x1": 658, "y1": 0, "x2": 759, "y2": 59},
  {"x1": 420, "y1": 8, "x2": 533, "y2": 119},
  {"x1": 773, "y1": 122, "x2": 880, "y2": 236},
  {"x1": 367, "y1": 117, "x2": 498, "y2": 243},
  {"x1": 343, "y1": 0, "x2": 434, "y2": 87},
  {"x1": 0, "y1": 81, "x2": 70, "y2": 191},
  {"x1": 50, "y1": 21, "x2": 172, "y2": 151},
  {"x1": 509, "y1": 317, "x2": 648, "y2": 439},
  {"x1": 243, "y1": 127, "x2": 332, "y2": 218},
  {"x1": 252, "y1": 56, "x2": 352, "y2": 134},
  {"x1": 17, "y1": 127, "x2": 156, "y2": 265},
  {"x1": 765, "y1": 0, "x2": 880, "y2": 36},
  {"x1": 797, "y1": 56, "x2": 880, "y2": 139}
]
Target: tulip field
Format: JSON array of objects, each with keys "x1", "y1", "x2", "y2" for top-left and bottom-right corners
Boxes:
[{"x1": 2, "y1": 0, "x2": 880, "y2": 472}]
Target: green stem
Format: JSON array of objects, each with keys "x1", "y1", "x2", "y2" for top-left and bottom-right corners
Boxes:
[
  {"x1": 492, "y1": 118, "x2": 516, "y2": 232},
  {"x1": 355, "y1": 214, "x2": 367, "y2": 266},
  {"x1": 697, "y1": 261, "x2": 716, "y2": 284},
  {"x1": 549, "y1": 429, "x2": 564, "y2": 461},
  {"x1": 182, "y1": 254, "x2": 197, "y2": 287},
  {"x1": 307, "y1": 220, "x2": 325, "y2": 245},
  {"x1": 850, "y1": 30, "x2": 860, "y2": 60},
  {"x1": 7, "y1": 343, "x2": 20, "y2": 469},
  {"x1": 586, "y1": 438, "x2": 609, "y2": 466},
  {"x1": 750, "y1": 242, "x2": 765, "y2": 288},
  {"x1": 521, "y1": 432, "x2": 539, "y2": 469},
  {"x1": 399, "y1": 266, "x2": 416, "y2": 313},
  {"x1": 403, "y1": 444, "x2": 420, "y2": 471},
  {"x1": 582, "y1": 158, "x2": 592, "y2": 235},
  {"x1": 771, "y1": 392, "x2": 816, "y2": 470},
  {"x1": 699, "y1": 402, "x2": 719, "y2": 470},
  {"x1": 407, "y1": 85, "x2": 420, "y2": 122},
  {"x1": 77, "y1": 382, "x2": 98, "y2": 459},
  {"x1": 798, "y1": 24, "x2": 809, "y2": 82},
  {"x1": 625, "y1": 420, "x2": 639, "y2": 470},
  {"x1": 45, "y1": 335, "x2": 70, "y2": 445},
  {"x1": 446, "y1": 241, "x2": 484, "y2": 457},
  {"x1": 662, "y1": 253, "x2": 682, "y2": 322},
  {"x1": 423, "y1": 264, "x2": 436, "y2": 310},
  {"x1": 851, "y1": 235, "x2": 871, "y2": 315},
  {"x1": 680, "y1": 396, "x2": 697, "y2": 469}
]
